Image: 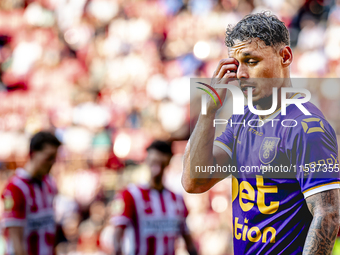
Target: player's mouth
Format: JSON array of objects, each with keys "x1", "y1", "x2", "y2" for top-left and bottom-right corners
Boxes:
[{"x1": 241, "y1": 85, "x2": 256, "y2": 95}]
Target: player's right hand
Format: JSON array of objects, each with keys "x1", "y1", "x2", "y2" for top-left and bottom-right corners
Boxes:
[{"x1": 207, "y1": 58, "x2": 238, "y2": 113}]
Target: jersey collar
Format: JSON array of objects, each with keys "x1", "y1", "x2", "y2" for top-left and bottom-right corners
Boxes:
[
  {"x1": 16, "y1": 168, "x2": 45, "y2": 185},
  {"x1": 16, "y1": 168, "x2": 32, "y2": 179},
  {"x1": 259, "y1": 93, "x2": 302, "y2": 123}
]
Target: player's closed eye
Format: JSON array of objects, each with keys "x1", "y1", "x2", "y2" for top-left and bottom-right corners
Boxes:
[{"x1": 247, "y1": 60, "x2": 258, "y2": 65}]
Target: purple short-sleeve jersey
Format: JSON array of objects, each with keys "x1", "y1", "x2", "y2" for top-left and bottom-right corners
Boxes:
[{"x1": 214, "y1": 94, "x2": 340, "y2": 254}]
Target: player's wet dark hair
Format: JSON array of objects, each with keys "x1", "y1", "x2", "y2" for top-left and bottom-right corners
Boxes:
[
  {"x1": 30, "y1": 131, "x2": 61, "y2": 156},
  {"x1": 225, "y1": 11, "x2": 290, "y2": 49},
  {"x1": 147, "y1": 140, "x2": 173, "y2": 156}
]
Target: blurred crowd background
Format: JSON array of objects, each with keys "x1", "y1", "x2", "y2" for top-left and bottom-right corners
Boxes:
[{"x1": 0, "y1": 0, "x2": 340, "y2": 254}]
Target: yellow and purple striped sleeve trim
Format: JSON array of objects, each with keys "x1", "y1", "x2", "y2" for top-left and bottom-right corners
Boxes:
[{"x1": 302, "y1": 181, "x2": 340, "y2": 199}]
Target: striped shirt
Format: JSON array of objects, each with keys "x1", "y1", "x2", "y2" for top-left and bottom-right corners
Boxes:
[
  {"x1": 112, "y1": 184, "x2": 189, "y2": 255},
  {"x1": 1, "y1": 168, "x2": 57, "y2": 255}
]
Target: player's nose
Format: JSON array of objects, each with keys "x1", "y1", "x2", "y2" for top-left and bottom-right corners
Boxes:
[{"x1": 237, "y1": 64, "x2": 249, "y2": 79}]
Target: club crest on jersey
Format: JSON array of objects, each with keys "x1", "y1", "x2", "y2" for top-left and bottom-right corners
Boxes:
[
  {"x1": 4, "y1": 195, "x2": 14, "y2": 210},
  {"x1": 112, "y1": 198, "x2": 125, "y2": 215},
  {"x1": 259, "y1": 137, "x2": 280, "y2": 164}
]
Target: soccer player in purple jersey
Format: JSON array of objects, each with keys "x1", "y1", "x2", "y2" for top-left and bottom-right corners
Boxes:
[{"x1": 182, "y1": 12, "x2": 340, "y2": 255}]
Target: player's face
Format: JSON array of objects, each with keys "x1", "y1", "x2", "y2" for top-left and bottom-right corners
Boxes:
[
  {"x1": 146, "y1": 149, "x2": 171, "y2": 181},
  {"x1": 229, "y1": 39, "x2": 288, "y2": 105},
  {"x1": 32, "y1": 144, "x2": 58, "y2": 179}
]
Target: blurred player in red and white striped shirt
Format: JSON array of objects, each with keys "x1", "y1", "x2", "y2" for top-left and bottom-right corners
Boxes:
[
  {"x1": 1, "y1": 131, "x2": 61, "y2": 255},
  {"x1": 112, "y1": 141, "x2": 197, "y2": 255}
]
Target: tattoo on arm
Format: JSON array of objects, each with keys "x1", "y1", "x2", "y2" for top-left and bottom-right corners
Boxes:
[{"x1": 303, "y1": 189, "x2": 340, "y2": 255}]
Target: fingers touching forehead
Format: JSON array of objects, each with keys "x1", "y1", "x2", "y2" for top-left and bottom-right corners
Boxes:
[{"x1": 215, "y1": 58, "x2": 239, "y2": 75}]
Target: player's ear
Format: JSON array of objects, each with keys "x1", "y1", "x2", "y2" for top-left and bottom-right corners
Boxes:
[{"x1": 279, "y1": 46, "x2": 293, "y2": 67}]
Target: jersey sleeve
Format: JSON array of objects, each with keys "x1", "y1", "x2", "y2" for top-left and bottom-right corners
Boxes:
[
  {"x1": 1, "y1": 183, "x2": 26, "y2": 228},
  {"x1": 111, "y1": 189, "x2": 136, "y2": 227},
  {"x1": 214, "y1": 116, "x2": 235, "y2": 158},
  {"x1": 285, "y1": 116, "x2": 340, "y2": 199}
]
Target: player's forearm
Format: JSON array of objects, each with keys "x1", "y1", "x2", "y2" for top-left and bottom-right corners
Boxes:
[
  {"x1": 303, "y1": 189, "x2": 340, "y2": 255},
  {"x1": 8, "y1": 227, "x2": 27, "y2": 255},
  {"x1": 11, "y1": 241, "x2": 27, "y2": 255},
  {"x1": 14, "y1": 247, "x2": 27, "y2": 255},
  {"x1": 12, "y1": 240, "x2": 27, "y2": 255},
  {"x1": 303, "y1": 212, "x2": 339, "y2": 255},
  {"x1": 182, "y1": 112, "x2": 218, "y2": 193}
]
